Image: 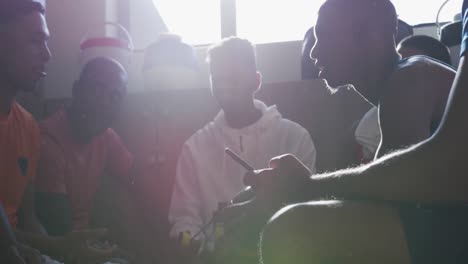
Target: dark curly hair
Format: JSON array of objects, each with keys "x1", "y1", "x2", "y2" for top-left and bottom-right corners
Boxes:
[{"x1": 0, "y1": 0, "x2": 45, "y2": 25}]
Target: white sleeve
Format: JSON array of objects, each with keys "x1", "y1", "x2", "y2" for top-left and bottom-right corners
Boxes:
[
  {"x1": 355, "y1": 107, "x2": 381, "y2": 155},
  {"x1": 168, "y1": 144, "x2": 204, "y2": 239},
  {"x1": 294, "y1": 128, "x2": 317, "y2": 174},
  {"x1": 282, "y1": 122, "x2": 317, "y2": 174}
]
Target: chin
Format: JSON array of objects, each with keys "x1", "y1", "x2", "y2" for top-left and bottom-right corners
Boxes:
[
  {"x1": 320, "y1": 74, "x2": 338, "y2": 90},
  {"x1": 18, "y1": 81, "x2": 39, "y2": 93},
  {"x1": 322, "y1": 77, "x2": 354, "y2": 94},
  {"x1": 89, "y1": 127, "x2": 108, "y2": 139},
  {"x1": 218, "y1": 102, "x2": 237, "y2": 113}
]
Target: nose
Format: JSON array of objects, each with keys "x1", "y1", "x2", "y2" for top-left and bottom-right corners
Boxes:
[
  {"x1": 99, "y1": 94, "x2": 113, "y2": 108},
  {"x1": 310, "y1": 40, "x2": 320, "y2": 63}
]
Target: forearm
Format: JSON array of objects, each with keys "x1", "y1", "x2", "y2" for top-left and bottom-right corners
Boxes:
[
  {"x1": 0, "y1": 206, "x2": 18, "y2": 248},
  {"x1": 14, "y1": 230, "x2": 61, "y2": 255},
  {"x1": 17, "y1": 213, "x2": 47, "y2": 236},
  {"x1": 168, "y1": 193, "x2": 204, "y2": 239},
  {"x1": 15, "y1": 230, "x2": 63, "y2": 258},
  {"x1": 308, "y1": 138, "x2": 467, "y2": 204}
]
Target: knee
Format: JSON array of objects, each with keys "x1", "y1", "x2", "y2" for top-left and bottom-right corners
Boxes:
[{"x1": 260, "y1": 200, "x2": 411, "y2": 264}]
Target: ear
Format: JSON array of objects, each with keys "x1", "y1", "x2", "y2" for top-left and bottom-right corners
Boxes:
[{"x1": 254, "y1": 71, "x2": 262, "y2": 93}]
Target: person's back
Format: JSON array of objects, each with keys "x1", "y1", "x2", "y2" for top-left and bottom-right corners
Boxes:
[
  {"x1": 168, "y1": 37, "x2": 316, "y2": 250},
  {"x1": 371, "y1": 30, "x2": 455, "y2": 159},
  {"x1": 356, "y1": 36, "x2": 454, "y2": 162}
]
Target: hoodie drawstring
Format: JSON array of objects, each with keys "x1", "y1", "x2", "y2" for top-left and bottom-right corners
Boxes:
[{"x1": 240, "y1": 135, "x2": 243, "y2": 153}]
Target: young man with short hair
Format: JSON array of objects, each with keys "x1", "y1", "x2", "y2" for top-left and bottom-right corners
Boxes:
[
  {"x1": 169, "y1": 37, "x2": 317, "y2": 250},
  {"x1": 0, "y1": 2, "x2": 115, "y2": 262}
]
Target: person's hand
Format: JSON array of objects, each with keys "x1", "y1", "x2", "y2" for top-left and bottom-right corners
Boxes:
[
  {"x1": 17, "y1": 243, "x2": 42, "y2": 264},
  {"x1": 169, "y1": 234, "x2": 202, "y2": 263},
  {"x1": 60, "y1": 228, "x2": 117, "y2": 263},
  {"x1": 1, "y1": 245, "x2": 27, "y2": 264},
  {"x1": 244, "y1": 154, "x2": 311, "y2": 209}
]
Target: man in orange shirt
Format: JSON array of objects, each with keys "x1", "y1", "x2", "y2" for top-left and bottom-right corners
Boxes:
[
  {"x1": 0, "y1": 1, "x2": 115, "y2": 263},
  {"x1": 35, "y1": 57, "x2": 160, "y2": 264},
  {"x1": 36, "y1": 57, "x2": 133, "y2": 233}
]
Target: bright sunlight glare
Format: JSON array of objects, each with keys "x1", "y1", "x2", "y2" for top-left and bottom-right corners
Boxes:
[
  {"x1": 152, "y1": 0, "x2": 463, "y2": 45},
  {"x1": 153, "y1": 0, "x2": 221, "y2": 45},
  {"x1": 392, "y1": 0, "x2": 463, "y2": 25}
]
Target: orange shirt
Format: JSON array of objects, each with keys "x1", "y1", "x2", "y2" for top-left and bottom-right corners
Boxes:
[
  {"x1": 0, "y1": 102, "x2": 40, "y2": 228},
  {"x1": 36, "y1": 107, "x2": 133, "y2": 230}
]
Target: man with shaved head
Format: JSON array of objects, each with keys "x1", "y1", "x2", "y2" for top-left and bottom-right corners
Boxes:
[
  {"x1": 242, "y1": 0, "x2": 468, "y2": 263},
  {"x1": 312, "y1": 0, "x2": 454, "y2": 158},
  {"x1": 36, "y1": 57, "x2": 132, "y2": 231},
  {"x1": 35, "y1": 57, "x2": 138, "y2": 263},
  {"x1": 34, "y1": 56, "x2": 146, "y2": 263}
]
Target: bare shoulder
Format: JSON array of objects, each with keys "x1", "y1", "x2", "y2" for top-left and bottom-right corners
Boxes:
[
  {"x1": 390, "y1": 56, "x2": 455, "y2": 91},
  {"x1": 381, "y1": 56, "x2": 454, "y2": 105}
]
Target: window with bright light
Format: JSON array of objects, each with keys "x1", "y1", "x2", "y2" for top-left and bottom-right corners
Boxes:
[
  {"x1": 392, "y1": 0, "x2": 463, "y2": 25},
  {"x1": 149, "y1": 0, "x2": 464, "y2": 46},
  {"x1": 152, "y1": 0, "x2": 221, "y2": 45},
  {"x1": 236, "y1": 0, "x2": 464, "y2": 44},
  {"x1": 236, "y1": 0, "x2": 325, "y2": 44}
]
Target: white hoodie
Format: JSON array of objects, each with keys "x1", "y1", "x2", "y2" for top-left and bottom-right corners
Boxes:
[
  {"x1": 169, "y1": 100, "x2": 316, "y2": 244},
  {"x1": 355, "y1": 106, "x2": 381, "y2": 161}
]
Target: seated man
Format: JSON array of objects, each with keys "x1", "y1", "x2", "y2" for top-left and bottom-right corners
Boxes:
[
  {"x1": 168, "y1": 37, "x2": 317, "y2": 250},
  {"x1": 36, "y1": 57, "x2": 133, "y2": 233},
  {"x1": 248, "y1": 1, "x2": 468, "y2": 264},
  {"x1": 36, "y1": 57, "x2": 148, "y2": 263},
  {"x1": 0, "y1": 1, "x2": 112, "y2": 263}
]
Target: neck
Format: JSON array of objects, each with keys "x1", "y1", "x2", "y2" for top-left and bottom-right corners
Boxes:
[
  {"x1": 0, "y1": 78, "x2": 17, "y2": 114},
  {"x1": 224, "y1": 100, "x2": 262, "y2": 129},
  {"x1": 67, "y1": 105, "x2": 93, "y2": 144},
  {"x1": 360, "y1": 50, "x2": 401, "y2": 105}
]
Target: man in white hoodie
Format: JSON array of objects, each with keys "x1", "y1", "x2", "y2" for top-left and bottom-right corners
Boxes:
[{"x1": 168, "y1": 37, "x2": 316, "y2": 249}]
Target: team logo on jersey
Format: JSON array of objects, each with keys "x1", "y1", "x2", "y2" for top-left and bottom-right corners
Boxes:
[{"x1": 17, "y1": 157, "x2": 29, "y2": 177}]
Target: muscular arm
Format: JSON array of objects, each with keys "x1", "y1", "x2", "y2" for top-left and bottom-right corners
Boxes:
[
  {"x1": 16, "y1": 175, "x2": 112, "y2": 260},
  {"x1": 376, "y1": 65, "x2": 433, "y2": 158},
  {"x1": 309, "y1": 57, "x2": 468, "y2": 204},
  {"x1": 15, "y1": 182, "x2": 64, "y2": 257},
  {"x1": 0, "y1": 204, "x2": 18, "y2": 248},
  {"x1": 250, "y1": 57, "x2": 468, "y2": 206},
  {"x1": 0, "y1": 205, "x2": 28, "y2": 264}
]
